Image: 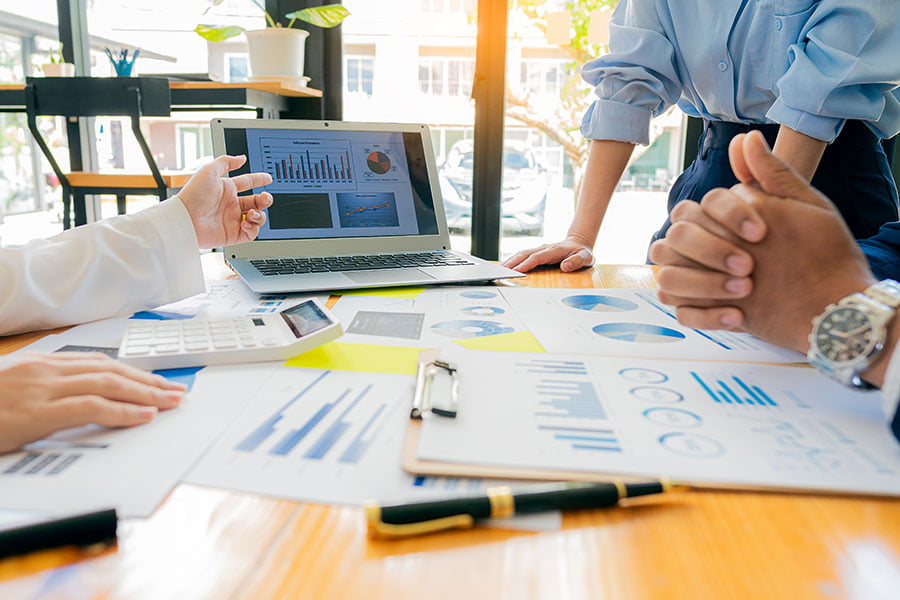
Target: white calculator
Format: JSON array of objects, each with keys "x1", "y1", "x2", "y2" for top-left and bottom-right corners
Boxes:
[{"x1": 118, "y1": 299, "x2": 343, "y2": 371}]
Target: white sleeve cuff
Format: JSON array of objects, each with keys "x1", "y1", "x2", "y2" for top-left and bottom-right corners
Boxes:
[
  {"x1": 140, "y1": 197, "x2": 205, "y2": 301},
  {"x1": 765, "y1": 98, "x2": 846, "y2": 143},
  {"x1": 581, "y1": 99, "x2": 654, "y2": 145},
  {"x1": 879, "y1": 343, "x2": 900, "y2": 425}
]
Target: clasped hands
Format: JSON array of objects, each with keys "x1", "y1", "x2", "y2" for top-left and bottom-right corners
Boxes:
[{"x1": 648, "y1": 130, "x2": 875, "y2": 356}]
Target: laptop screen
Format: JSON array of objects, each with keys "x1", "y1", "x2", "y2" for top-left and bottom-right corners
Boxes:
[{"x1": 223, "y1": 127, "x2": 440, "y2": 240}]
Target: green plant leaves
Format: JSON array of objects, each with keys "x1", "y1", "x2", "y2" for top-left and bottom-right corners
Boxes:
[
  {"x1": 194, "y1": 24, "x2": 246, "y2": 42},
  {"x1": 285, "y1": 4, "x2": 350, "y2": 29}
]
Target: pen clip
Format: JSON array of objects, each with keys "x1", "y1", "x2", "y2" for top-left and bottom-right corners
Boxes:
[
  {"x1": 411, "y1": 358, "x2": 459, "y2": 419},
  {"x1": 364, "y1": 502, "x2": 474, "y2": 539}
]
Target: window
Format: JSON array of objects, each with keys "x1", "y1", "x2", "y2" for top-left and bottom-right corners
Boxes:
[
  {"x1": 519, "y1": 60, "x2": 567, "y2": 97},
  {"x1": 418, "y1": 58, "x2": 474, "y2": 97},
  {"x1": 345, "y1": 56, "x2": 374, "y2": 97},
  {"x1": 421, "y1": 0, "x2": 476, "y2": 14},
  {"x1": 176, "y1": 125, "x2": 213, "y2": 170}
]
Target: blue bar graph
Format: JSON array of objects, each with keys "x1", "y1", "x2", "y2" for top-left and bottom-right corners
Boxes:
[
  {"x1": 691, "y1": 372, "x2": 778, "y2": 407},
  {"x1": 236, "y1": 371, "x2": 331, "y2": 452},
  {"x1": 269, "y1": 391, "x2": 350, "y2": 456},
  {"x1": 304, "y1": 385, "x2": 372, "y2": 460},
  {"x1": 338, "y1": 404, "x2": 387, "y2": 464},
  {"x1": 534, "y1": 379, "x2": 606, "y2": 419},
  {"x1": 517, "y1": 359, "x2": 588, "y2": 376}
]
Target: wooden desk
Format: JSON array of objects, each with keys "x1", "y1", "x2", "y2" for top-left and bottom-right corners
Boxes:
[{"x1": 1, "y1": 262, "x2": 899, "y2": 599}]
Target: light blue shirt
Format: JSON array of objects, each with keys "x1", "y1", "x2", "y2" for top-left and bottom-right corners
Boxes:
[{"x1": 581, "y1": 0, "x2": 900, "y2": 145}]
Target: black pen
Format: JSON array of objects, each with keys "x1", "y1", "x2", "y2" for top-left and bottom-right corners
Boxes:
[
  {"x1": 365, "y1": 480, "x2": 680, "y2": 538},
  {"x1": 0, "y1": 508, "x2": 118, "y2": 559}
]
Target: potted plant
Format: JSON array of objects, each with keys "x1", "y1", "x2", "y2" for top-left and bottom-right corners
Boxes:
[
  {"x1": 196, "y1": 2, "x2": 349, "y2": 85},
  {"x1": 41, "y1": 44, "x2": 75, "y2": 77}
]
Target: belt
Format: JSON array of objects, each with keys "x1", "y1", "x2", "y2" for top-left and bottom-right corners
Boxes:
[{"x1": 702, "y1": 119, "x2": 879, "y2": 153}]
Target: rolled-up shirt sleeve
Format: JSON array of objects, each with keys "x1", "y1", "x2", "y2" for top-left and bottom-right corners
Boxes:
[
  {"x1": 0, "y1": 198, "x2": 204, "y2": 336},
  {"x1": 580, "y1": 0, "x2": 683, "y2": 145},
  {"x1": 767, "y1": 0, "x2": 900, "y2": 142}
]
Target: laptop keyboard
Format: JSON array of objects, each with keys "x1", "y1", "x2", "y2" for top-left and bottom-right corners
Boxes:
[{"x1": 249, "y1": 251, "x2": 475, "y2": 276}]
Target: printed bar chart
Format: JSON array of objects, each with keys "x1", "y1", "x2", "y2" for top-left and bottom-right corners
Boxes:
[
  {"x1": 534, "y1": 380, "x2": 607, "y2": 419},
  {"x1": 691, "y1": 372, "x2": 778, "y2": 407},
  {"x1": 516, "y1": 359, "x2": 588, "y2": 376},
  {"x1": 304, "y1": 386, "x2": 372, "y2": 460},
  {"x1": 235, "y1": 371, "x2": 330, "y2": 452}
]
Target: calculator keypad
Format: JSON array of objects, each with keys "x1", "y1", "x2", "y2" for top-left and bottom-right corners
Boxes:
[{"x1": 120, "y1": 318, "x2": 271, "y2": 358}]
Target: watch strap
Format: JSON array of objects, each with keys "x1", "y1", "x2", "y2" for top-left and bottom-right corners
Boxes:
[{"x1": 864, "y1": 279, "x2": 900, "y2": 309}]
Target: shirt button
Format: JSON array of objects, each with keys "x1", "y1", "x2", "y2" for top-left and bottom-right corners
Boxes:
[
  {"x1": 774, "y1": 18, "x2": 783, "y2": 30},
  {"x1": 717, "y1": 60, "x2": 728, "y2": 72}
]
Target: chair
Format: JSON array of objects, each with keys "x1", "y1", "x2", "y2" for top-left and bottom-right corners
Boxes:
[{"x1": 24, "y1": 76, "x2": 190, "y2": 229}]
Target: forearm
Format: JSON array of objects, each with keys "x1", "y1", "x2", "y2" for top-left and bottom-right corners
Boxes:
[
  {"x1": 772, "y1": 125, "x2": 827, "y2": 182},
  {"x1": 567, "y1": 139, "x2": 635, "y2": 246},
  {"x1": 0, "y1": 199, "x2": 204, "y2": 336}
]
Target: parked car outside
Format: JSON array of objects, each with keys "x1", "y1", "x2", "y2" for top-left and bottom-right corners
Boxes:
[{"x1": 439, "y1": 140, "x2": 549, "y2": 236}]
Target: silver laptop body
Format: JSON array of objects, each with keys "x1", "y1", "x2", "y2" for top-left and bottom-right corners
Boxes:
[{"x1": 211, "y1": 118, "x2": 523, "y2": 294}]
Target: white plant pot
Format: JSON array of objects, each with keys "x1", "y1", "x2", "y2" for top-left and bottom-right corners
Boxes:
[
  {"x1": 41, "y1": 63, "x2": 75, "y2": 77},
  {"x1": 245, "y1": 28, "x2": 310, "y2": 81}
]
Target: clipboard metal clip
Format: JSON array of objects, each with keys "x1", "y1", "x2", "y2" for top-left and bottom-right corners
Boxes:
[{"x1": 411, "y1": 358, "x2": 459, "y2": 419}]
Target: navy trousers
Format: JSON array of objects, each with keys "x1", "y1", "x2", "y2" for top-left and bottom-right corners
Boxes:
[{"x1": 651, "y1": 120, "x2": 900, "y2": 265}]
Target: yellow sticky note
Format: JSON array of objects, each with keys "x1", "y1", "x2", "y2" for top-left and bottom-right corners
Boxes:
[
  {"x1": 284, "y1": 341, "x2": 425, "y2": 375},
  {"x1": 452, "y1": 330, "x2": 545, "y2": 353},
  {"x1": 334, "y1": 287, "x2": 426, "y2": 299}
]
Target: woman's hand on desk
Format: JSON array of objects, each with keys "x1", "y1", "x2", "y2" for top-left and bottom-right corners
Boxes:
[
  {"x1": 502, "y1": 235, "x2": 595, "y2": 273},
  {"x1": 0, "y1": 353, "x2": 186, "y2": 454},
  {"x1": 178, "y1": 154, "x2": 274, "y2": 249}
]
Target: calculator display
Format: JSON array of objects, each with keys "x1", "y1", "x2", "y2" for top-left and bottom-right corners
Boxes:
[{"x1": 280, "y1": 300, "x2": 334, "y2": 338}]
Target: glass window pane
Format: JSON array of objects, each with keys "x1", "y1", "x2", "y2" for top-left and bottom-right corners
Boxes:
[
  {"x1": 344, "y1": 0, "x2": 476, "y2": 252},
  {"x1": 501, "y1": 5, "x2": 682, "y2": 264}
]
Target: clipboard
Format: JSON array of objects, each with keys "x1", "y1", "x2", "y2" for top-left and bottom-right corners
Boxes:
[{"x1": 401, "y1": 349, "x2": 647, "y2": 483}]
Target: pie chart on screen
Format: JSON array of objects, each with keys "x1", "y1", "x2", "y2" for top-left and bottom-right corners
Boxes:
[
  {"x1": 366, "y1": 151, "x2": 391, "y2": 175},
  {"x1": 592, "y1": 323, "x2": 685, "y2": 343}
]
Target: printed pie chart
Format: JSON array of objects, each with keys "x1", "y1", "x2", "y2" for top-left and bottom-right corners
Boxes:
[
  {"x1": 431, "y1": 320, "x2": 514, "y2": 339},
  {"x1": 562, "y1": 294, "x2": 638, "y2": 312},
  {"x1": 366, "y1": 151, "x2": 391, "y2": 175},
  {"x1": 461, "y1": 306, "x2": 506, "y2": 317},
  {"x1": 593, "y1": 323, "x2": 686, "y2": 343}
]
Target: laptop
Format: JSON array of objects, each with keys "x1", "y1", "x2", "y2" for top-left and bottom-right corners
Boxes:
[{"x1": 211, "y1": 118, "x2": 524, "y2": 294}]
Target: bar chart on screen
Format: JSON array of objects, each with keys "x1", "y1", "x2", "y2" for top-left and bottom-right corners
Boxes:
[
  {"x1": 186, "y1": 367, "x2": 460, "y2": 505},
  {"x1": 259, "y1": 137, "x2": 357, "y2": 191}
]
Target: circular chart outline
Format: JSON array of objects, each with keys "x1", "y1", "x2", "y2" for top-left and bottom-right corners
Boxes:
[
  {"x1": 618, "y1": 368, "x2": 669, "y2": 384},
  {"x1": 366, "y1": 151, "x2": 391, "y2": 175},
  {"x1": 593, "y1": 322, "x2": 686, "y2": 344},
  {"x1": 658, "y1": 432, "x2": 725, "y2": 459},
  {"x1": 431, "y1": 319, "x2": 514, "y2": 339},
  {"x1": 630, "y1": 386, "x2": 684, "y2": 403},
  {"x1": 561, "y1": 294, "x2": 639, "y2": 312},
  {"x1": 459, "y1": 291, "x2": 497, "y2": 299},
  {"x1": 643, "y1": 407, "x2": 703, "y2": 429},
  {"x1": 461, "y1": 305, "x2": 506, "y2": 317}
]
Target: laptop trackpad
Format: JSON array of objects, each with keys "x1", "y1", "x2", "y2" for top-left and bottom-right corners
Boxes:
[{"x1": 346, "y1": 269, "x2": 436, "y2": 284}]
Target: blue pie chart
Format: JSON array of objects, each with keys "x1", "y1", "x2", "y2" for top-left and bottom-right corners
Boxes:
[
  {"x1": 461, "y1": 306, "x2": 506, "y2": 317},
  {"x1": 562, "y1": 294, "x2": 639, "y2": 312},
  {"x1": 431, "y1": 320, "x2": 514, "y2": 338},
  {"x1": 593, "y1": 323, "x2": 686, "y2": 344},
  {"x1": 460, "y1": 291, "x2": 497, "y2": 299}
]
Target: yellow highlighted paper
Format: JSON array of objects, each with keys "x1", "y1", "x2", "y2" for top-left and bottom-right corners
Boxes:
[
  {"x1": 452, "y1": 330, "x2": 545, "y2": 353},
  {"x1": 284, "y1": 341, "x2": 425, "y2": 375},
  {"x1": 333, "y1": 287, "x2": 426, "y2": 299}
]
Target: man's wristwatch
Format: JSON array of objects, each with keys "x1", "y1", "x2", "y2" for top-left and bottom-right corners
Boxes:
[{"x1": 808, "y1": 280, "x2": 900, "y2": 389}]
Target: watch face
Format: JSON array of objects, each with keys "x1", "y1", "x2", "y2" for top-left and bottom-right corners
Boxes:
[{"x1": 814, "y1": 307, "x2": 876, "y2": 363}]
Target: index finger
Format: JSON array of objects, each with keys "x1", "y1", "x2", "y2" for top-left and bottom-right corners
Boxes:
[
  {"x1": 51, "y1": 358, "x2": 187, "y2": 391},
  {"x1": 230, "y1": 172, "x2": 273, "y2": 193}
]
